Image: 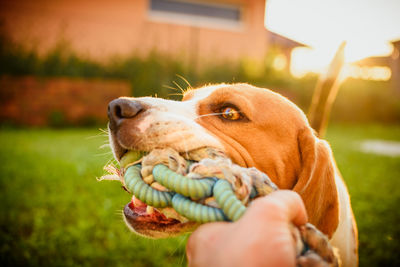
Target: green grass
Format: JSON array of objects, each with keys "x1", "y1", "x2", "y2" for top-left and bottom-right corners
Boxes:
[
  {"x1": 325, "y1": 124, "x2": 400, "y2": 267},
  {"x1": 0, "y1": 129, "x2": 188, "y2": 267},
  {"x1": 0, "y1": 124, "x2": 399, "y2": 266}
]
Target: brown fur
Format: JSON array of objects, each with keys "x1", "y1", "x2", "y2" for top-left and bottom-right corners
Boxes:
[{"x1": 184, "y1": 84, "x2": 339, "y2": 237}]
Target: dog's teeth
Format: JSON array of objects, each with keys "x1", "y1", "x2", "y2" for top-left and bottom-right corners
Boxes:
[
  {"x1": 131, "y1": 195, "x2": 146, "y2": 207},
  {"x1": 146, "y1": 206, "x2": 154, "y2": 214}
]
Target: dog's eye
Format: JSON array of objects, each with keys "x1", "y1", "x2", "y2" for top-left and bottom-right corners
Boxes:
[{"x1": 221, "y1": 107, "x2": 241, "y2": 121}]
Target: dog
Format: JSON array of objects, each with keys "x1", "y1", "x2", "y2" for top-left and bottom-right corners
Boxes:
[{"x1": 107, "y1": 83, "x2": 358, "y2": 266}]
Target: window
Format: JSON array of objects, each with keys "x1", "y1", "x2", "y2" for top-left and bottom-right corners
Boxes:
[{"x1": 148, "y1": 0, "x2": 243, "y2": 30}]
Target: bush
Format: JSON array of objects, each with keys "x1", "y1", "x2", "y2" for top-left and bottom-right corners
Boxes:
[
  {"x1": 332, "y1": 79, "x2": 400, "y2": 123},
  {"x1": 0, "y1": 32, "x2": 316, "y2": 102},
  {"x1": 0, "y1": 33, "x2": 398, "y2": 123}
]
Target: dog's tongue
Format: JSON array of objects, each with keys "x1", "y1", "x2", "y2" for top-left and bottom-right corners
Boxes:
[
  {"x1": 129, "y1": 196, "x2": 149, "y2": 216},
  {"x1": 128, "y1": 196, "x2": 177, "y2": 223}
]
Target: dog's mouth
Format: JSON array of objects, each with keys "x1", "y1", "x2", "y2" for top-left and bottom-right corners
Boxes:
[
  {"x1": 123, "y1": 195, "x2": 198, "y2": 238},
  {"x1": 118, "y1": 149, "x2": 200, "y2": 238}
]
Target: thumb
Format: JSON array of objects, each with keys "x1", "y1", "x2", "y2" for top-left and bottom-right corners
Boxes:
[{"x1": 241, "y1": 190, "x2": 308, "y2": 227}]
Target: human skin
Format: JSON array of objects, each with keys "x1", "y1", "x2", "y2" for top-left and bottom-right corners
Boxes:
[{"x1": 186, "y1": 190, "x2": 308, "y2": 267}]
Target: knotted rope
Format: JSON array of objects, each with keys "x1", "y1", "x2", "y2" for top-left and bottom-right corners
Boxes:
[{"x1": 102, "y1": 147, "x2": 340, "y2": 267}]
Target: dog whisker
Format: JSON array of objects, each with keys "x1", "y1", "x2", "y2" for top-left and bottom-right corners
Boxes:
[
  {"x1": 94, "y1": 151, "x2": 114, "y2": 157},
  {"x1": 114, "y1": 211, "x2": 124, "y2": 216},
  {"x1": 99, "y1": 143, "x2": 111, "y2": 149},
  {"x1": 169, "y1": 235, "x2": 187, "y2": 257},
  {"x1": 176, "y1": 74, "x2": 192, "y2": 90},
  {"x1": 86, "y1": 128, "x2": 110, "y2": 140},
  {"x1": 163, "y1": 84, "x2": 181, "y2": 93},
  {"x1": 178, "y1": 237, "x2": 188, "y2": 266},
  {"x1": 172, "y1": 81, "x2": 185, "y2": 95},
  {"x1": 99, "y1": 128, "x2": 109, "y2": 134},
  {"x1": 179, "y1": 252, "x2": 186, "y2": 267},
  {"x1": 86, "y1": 133, "x2": 109, "y2": 140},
  {"x1": 195, "y1": 112, "x2": 224, "y2": 119}
]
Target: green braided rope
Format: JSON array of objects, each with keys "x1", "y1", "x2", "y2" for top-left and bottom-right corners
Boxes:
[
  {"x1": 124, "y1": 163, "x2": 248, "y2": 222},
  {"x1": 124, "y1": 165, "x2": 173, "y2": 208},
  {"x1": 213, "y1": 179, "x2": 246, "y2": 221},
  {"x1": 172, "y1": 194, "x2": 227, "y2": 223},
  {"x1": 153, "y1": 164, "x2": 215, "y2": 199}
]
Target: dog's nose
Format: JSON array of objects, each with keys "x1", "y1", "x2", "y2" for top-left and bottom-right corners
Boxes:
[{"x1": 108, "y1": 98, "x2": 143, "y2": 129}]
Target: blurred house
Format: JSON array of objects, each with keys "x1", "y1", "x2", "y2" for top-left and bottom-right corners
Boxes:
[
  {"x1": 0, "y1": 0, "x2": 304, "y2": 68},
  {"x1": 268, "y1": 30, "x2": 308, "y2": 72},
  {"x1": 0, "y1": 0, "x2": 309, "y2": 126},
  {"x1": 352, "y1": 40, "x2": 400, "y2": 90}
]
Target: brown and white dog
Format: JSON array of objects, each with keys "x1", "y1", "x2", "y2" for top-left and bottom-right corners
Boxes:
[{"x1": 107, "y1": 83, "x2": 358, "y2": 266}]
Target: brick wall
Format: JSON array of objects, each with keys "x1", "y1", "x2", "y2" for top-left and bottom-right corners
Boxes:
[
  {"x1": 0, "y1": 0, "x2": 268, "y2": 64},
  {"x1": 0, "y1": 76, "x2": 131, "y2": 126}
]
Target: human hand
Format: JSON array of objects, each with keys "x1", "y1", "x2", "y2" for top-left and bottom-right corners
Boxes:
[{"x1": 186, "y1": 190, "x2": 308, "y2": 267}]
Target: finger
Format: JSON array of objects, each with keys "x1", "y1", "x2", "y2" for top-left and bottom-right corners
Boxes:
[
  {"x1": 186, "y1": 222, "x2": 229, "y2": 265},
  {"x1": 242, "y1": 190, "x2": 308, "y2": 226}
]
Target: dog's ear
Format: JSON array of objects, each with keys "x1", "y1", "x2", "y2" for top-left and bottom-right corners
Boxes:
[{"x1": 294, "y1": 127, "x2": 339, "y2": 238}]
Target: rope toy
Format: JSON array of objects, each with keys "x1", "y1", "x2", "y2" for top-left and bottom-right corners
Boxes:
[
  {"x1": 102, "y1": 147, "x2": 340, "y2": 266},
  {"x1": 125, "y1": 164, "x2": 246, "y2": 222}
]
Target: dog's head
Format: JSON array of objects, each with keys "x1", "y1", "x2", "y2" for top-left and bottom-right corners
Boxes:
[{"x1": 108, "y1": 83, "x2": 339, "y2": 238}]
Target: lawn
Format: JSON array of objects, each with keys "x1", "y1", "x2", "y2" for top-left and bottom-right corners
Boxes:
[{"x1": 0, "y1": 124, "x2": 399, "y2": 266}]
